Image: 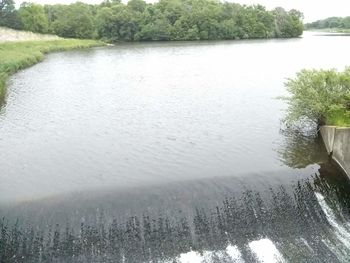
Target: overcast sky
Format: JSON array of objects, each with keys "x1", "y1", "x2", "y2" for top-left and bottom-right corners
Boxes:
[{"x1": 15, "y1": 0, "x2": 350, "y2": 23}]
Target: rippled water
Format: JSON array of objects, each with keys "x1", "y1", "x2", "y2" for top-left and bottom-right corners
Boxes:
[{"x1": 0, "y1": 32, "x2": 350, "y2": 262}]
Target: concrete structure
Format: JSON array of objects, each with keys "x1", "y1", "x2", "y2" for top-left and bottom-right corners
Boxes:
[{"x1": 320, "y1": 126, "x2": 350, "y2": 178}]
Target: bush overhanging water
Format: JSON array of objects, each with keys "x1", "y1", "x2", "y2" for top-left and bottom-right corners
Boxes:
[{"x1": 281, "y1": 67, "x2": 350, "y2": 127}]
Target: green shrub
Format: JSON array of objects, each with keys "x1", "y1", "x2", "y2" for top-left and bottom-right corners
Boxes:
[{"x1": 281, "y1": 67, "x2": 350, "y2": 127}]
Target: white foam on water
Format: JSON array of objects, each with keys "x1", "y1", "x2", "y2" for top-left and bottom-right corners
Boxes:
[
  {"x1": 315, "y1": 192, "x2": 350, "y2": 248},
  {"x1": 202, "y1": 250, "x2": 215, "y2": 261},
  {"x1": 248, "y1": 238, "x2": 285, "y2": 263},
  {"x1": 315, "y1": 192, "x2": 350, "y2": 261},
  {"x1": 178, "y1": 251, "x2": 203, "y2": 263},
  {"x1": 320, "y1": 238, "x2": 349, "y2": 263},
  {"x1": 226, "y1": 244, "x2": 245, "y2": 262},
  {"x1": 166, "y1": 244, "x2": 245, "y2": 263},
  {"x1": 299, "y1": 238, "x2": 314, "y2": 253}
]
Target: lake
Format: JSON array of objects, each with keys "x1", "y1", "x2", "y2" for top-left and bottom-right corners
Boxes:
[{"x1": 0, "y1": 32, "x2": 350, "y2": 262}]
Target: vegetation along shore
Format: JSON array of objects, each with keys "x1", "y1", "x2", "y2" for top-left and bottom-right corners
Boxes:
[
  {"x1": 0, "y1": 0, "x2": 304, "y2": 42},
  {"x1": 0, "y1": 0, "x2": 305, "y2": 101},
  {"x1": 305, "y1": 16, "x2": 350, "y2": 33},
  {"x1": 281, "y1": 67, "x2": 350, "y2": 128}
]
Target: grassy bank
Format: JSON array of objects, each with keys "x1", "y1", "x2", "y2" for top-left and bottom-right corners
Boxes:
[
  {"x1": 326, "y1": 109, "x2": 350, "y2": 127},
  {"x1": 0, "y1": 39, "x2": 104, "y2": 100}
]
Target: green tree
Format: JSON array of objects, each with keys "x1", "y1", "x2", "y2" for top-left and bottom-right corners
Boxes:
[
  {"x1": 96, "y1": 0, "x2": 303, "y2": 41},
  {"x1": 96, "y1": 6, "x2": 115, "y2": 39},
  {"x1": 305, "y1": 16, "x2": 350, "y2": 30},
  {"x1": 97, "y1": 5, "x2": 138, "y2": 41},
  {"x1": 51, "y1": 3, "x2": 95, "y2": 39},
  {"x1": 287, "y1": 9, "x2": 303, "y2": 37},
  {"x1": 99, "y1": 0, "x2": 121, "y2": 8},
  {"x1": 127, "y1": 0, "x2": 146, "y2": 13},
  {"x1": 18, "y1": 2, "x2": 48, "y2": 33},
  {"x1": 0, "y1": 0, "x2": 21, "y2": 29},
  {"x1": 273, "y1": 7, "x2": 303, "y2": 37},
  {"x1": 12, "y1": 0, "x2": 304, "y2": 42},
  {"x1": 136, "y1": 17, "x2": 170, "y2": 40}
]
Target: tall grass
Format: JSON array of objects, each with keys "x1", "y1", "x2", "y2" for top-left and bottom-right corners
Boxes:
[{"x1": 0, "y1": 39, "x2": 104, "y2": 100}]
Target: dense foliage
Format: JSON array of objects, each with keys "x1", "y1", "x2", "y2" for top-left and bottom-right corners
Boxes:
[
  {"x1": 305, "y1": 16, "x2": 350, "y2": 30},
  {"x1": 1, "y1": 0, "x2": 304, "y2": 41},
  {"x1": 0, "y1": 0, "x2": 21, "y2": 28},
  {"x1": 18, "y1": 2, "x2": 48, "y2": 33},
  {"x1": 281, "y1": 68, "x2": 350, "y2": 127}
]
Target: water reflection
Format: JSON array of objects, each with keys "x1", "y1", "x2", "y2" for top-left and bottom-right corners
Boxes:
[{"x1": 277, "y1": 128, "x2": 329, "y2": 168}]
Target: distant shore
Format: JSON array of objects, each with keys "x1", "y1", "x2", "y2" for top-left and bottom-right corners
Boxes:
[{"x1": 305, "y1": 28, "x2": 350, "y2": 34}]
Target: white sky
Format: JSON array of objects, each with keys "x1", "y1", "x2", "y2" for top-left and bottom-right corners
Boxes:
[{"x1": 15, "y1": 0, "x2": 350, "y2": 23}]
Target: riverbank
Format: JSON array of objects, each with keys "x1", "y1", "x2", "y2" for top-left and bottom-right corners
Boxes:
[{"x1": 0, "y1": 39, "x2": 105, "y2": 100}]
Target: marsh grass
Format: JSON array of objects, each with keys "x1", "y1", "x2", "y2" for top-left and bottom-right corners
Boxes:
[{"x1": 0, "y1": 39, "x2": 104, "y2": 99}]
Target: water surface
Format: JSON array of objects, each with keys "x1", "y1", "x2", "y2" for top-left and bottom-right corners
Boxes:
[{"x1": 0, "y1": 32, "x2": 350, "y2": 262}]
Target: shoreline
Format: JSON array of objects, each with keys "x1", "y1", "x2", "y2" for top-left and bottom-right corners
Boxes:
[
  {"x1": 0, "y1": 33, "x2": 304, "y2": 102},
  {"x1": 0, "y1": 39, "x2": 105, "y2": 101}
]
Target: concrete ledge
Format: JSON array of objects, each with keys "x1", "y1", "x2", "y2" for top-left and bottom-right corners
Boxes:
[
  {"x1": 320, "y1": 126, "x2": 350, "y2": 179},
  {"x1": 320, "y1": 126, "x2": 336, "y2": 154}
]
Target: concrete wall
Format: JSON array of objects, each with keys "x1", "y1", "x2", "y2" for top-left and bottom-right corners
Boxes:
[{"x1": 320, "y1": 126, "x2": 350, "y2": 178}]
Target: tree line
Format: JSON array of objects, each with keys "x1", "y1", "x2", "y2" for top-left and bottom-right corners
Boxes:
[
  {"x1": 0, "y1": 0, "x2": 303, "y2": 41},
  {"x1": 305, "y1": 16, "x2": 350, "y2": 30}
]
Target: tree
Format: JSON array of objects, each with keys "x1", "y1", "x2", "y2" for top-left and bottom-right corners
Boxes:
[
  {"x1": 51, "y1": 3, "x2": 95, "y2": 39},
  {"x1": 99, "y1": 0, "x2": 121, "y2": 8},
  {"x1": 0, "y1": 0, "x2": 21, "y2": 29},
  {"x1": 136, "y1": 17, "x2": 170, "y2": 40},
  {"x1": 287, "y1": 9, "x2": 303, "y2": 37},
  {"x1": 96, "y1": 6, "x2": 115, "y2": 39},
  {"x1": 273, "y1": 7, "x2": 303, "y2": 38},
  {"x1": 97, "y1": 5, "x2": 138, "y2": 41},
  {"x1": 127, "y1": 0, "x2": 146, "y2": 13},
  {"x1": 12, "y1": 0, "x2": 303, "y2": 41},
  {"x1": 18, "y1": 2, "x2": 48, "y2": 33}
]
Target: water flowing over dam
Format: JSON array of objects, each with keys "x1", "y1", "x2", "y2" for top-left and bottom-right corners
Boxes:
[{"x1": 0, "y1": 32, "x2": 350, "y2": 262}]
